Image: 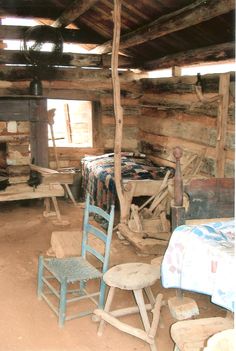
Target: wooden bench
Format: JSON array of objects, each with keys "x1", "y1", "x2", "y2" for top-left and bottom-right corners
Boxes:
[{"x1": 0, "y1": 183, "x2": 65, "y2": 223}]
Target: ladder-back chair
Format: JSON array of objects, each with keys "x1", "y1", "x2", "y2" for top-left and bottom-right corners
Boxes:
[{"x1": 37, "y1": 194, "x2": 115, "y2": 326}]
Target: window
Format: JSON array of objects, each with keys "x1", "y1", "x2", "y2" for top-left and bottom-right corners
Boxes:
[{"x1": 47, "y1": 99, "x2": 93, "y2": 147}]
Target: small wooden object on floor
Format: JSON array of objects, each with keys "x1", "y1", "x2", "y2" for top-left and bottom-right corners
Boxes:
[
  {"x1": 50, "y1": 230, "x2": 81, "y2": 258},
  {"x1": 168, "y1": 296, "x2": 199, "y2": 321},
  {"x1": 171, "y1": 317, "x2": 234, "y2": 351}
]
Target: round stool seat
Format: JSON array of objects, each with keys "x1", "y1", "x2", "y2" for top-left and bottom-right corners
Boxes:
[{"x1": 103, "y1": 262, "x2": 160, "y2": 290}]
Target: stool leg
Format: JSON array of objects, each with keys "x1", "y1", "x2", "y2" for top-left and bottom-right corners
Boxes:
[
  {"x1": 59, "y1": 279, "x2": 67, "y2": 327},
  {"x1": 37, "y1": 255, "x2": 44, "y2": 299},
  {"x1": 133, "y1": 289, "x2": 151, "y2": 332},
  {"x1": 144, "y1": 286, "x2": 155, "y2": 306},
  {"x1": 97, "y1": 286, "x2": 116, "y2": 336},
  {"x1": 133, "y1": 289, "x2": 157, "y2": 351}
]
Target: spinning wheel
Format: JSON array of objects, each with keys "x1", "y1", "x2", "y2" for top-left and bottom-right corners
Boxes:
[
  {"x1": 23, "y1": 25, "x2": 63, "y2": 66},
  {"x1": 22, "y1": 25, "x2": 63, "y2": 95}
]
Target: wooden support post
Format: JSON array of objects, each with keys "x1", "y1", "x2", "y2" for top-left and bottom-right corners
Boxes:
[
  {"x1": 112, "y1": 0, "x2": 126, "y2": 224},
  {"x1": 216, "y1": 73, "x2": 230, "y2": 177},
  {"x1": 171, "y1": 206, "x2": 185, "y2": 232},
  {"x1": 171, "y1": 147, "x2": 185, "y2": 231}
]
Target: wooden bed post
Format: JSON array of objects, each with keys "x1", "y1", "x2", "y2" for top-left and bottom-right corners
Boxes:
[
  {"x1": 171, "y1": 147, "x2": 185, "y2": 231},
  {"x1": 111, "y1": 0, "x2": 126, "y2": 223}
]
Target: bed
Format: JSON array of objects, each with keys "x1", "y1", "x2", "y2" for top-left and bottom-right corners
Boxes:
[
  {"x1": 82, "y1": 149, "x2": 234, "y2": 255},
  {"x1": 81, "y1": 152, "x2": 175, "y2": 212}
]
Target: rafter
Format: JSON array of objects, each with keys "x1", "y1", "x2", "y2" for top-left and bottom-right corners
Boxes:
[
  {"x1": 93, "y1": 0, "x2": 235, "y2": 54},
  {"x1": 52, "y1": 0, "x2": 99, "y2": 28}
]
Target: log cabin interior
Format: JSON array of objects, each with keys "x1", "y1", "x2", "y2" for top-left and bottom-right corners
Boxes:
[{"x1": 0, "y1": 1, "x2": 235, "y2": 350}]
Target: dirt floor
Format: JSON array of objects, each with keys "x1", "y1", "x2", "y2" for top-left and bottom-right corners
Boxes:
[{"x1": 0, "y1": 198, "x2": 227, "y2": 351}]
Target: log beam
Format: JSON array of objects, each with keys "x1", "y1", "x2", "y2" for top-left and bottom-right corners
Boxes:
[
  {"x1": 0, "y1": 25, "x2": 102, "y2": 44},
  {"x1": 94, "y1": 0, "x2": 235, "y2": 54},
  {"x1": 143, "y1": 42, "x2": 235, "y2": 71},
  {"x1": 0, "y1": 49, "x2": 137, "y2": 68},
  {"x1": 0, "y1": 66, "x2": 143, "y2": 83},
  {"x1": 52, "y1": 0, "x2": 99, "y2": 28}
]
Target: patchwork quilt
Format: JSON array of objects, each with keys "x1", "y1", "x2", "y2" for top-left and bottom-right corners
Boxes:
[{"x1": 81, "y1": 153, "x2": 174, "y2": 210}]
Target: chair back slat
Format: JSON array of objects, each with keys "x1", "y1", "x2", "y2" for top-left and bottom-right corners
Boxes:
[
  {"x1": 85, "y1": 223, "x2": 107, "y2": 243},
  {"x1": 81, "y1": 194, "x2": 115, "y2": 272},
  {"x1": 89, "y1": 204, "x2": 111, "y2": 222}
]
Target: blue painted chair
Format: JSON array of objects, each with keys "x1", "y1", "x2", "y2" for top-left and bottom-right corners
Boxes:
[{"x1": 37, "y1": 194, "x2": 115, "y2": 327}]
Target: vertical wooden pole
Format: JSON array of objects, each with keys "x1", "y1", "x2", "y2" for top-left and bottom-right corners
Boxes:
[
  {"x1": 216, "y1": 73, "x2": 230, "y2": 177},
  {"x1": 111, "y1": 0, "x2": 126, "y2": 223}
]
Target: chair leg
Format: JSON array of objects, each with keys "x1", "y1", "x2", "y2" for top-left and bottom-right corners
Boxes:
[
  {"x1": 59, "y1": 279, "x2": 67, "y2": 327},
  {"x1": 37, "y1": 255, "x2": 44, "y2": 299},
  {"x1": 97, "y1": 286, "x2": 116, "y2": 336},
  {"x1": 98, "y1": 279, "x2": 106, "y2": 309}
]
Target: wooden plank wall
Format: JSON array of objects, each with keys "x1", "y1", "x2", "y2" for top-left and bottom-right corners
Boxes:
[{"x1": 138, "y1": 72, "x2": 235, "y2": 177}]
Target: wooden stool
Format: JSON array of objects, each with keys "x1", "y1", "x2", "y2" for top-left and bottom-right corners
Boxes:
[
  {"x1": 94, "y1": 262, "x2": 163, "y2": 351},
  {"x1": 170, "y1": 317, "x2": 234, "y2": 351}
]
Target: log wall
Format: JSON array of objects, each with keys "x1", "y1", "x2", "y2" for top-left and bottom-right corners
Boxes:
[
  {"x1": 138, "y1": 73, "x2": 235, "y2": 178},
  {"x1": 0, "y1": 69, "x2": 234, "y2": 179}
]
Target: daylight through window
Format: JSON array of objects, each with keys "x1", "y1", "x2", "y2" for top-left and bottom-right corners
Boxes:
[{"x1": 47, "y1": 99, "x2": 93, "y2": 147}]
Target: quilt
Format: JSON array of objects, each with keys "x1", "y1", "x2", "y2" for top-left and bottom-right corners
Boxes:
[{"x1": 81, "y1": 153, "x2": 174, "y2": 210}]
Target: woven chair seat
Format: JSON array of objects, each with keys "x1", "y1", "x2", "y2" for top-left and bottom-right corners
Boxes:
[{"x1": 44, "y1": 257, "x2": 102, "y2": 283}]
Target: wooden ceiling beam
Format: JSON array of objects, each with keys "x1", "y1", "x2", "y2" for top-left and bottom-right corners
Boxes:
[
  {"x1": 0, "y1": 50, "x2": 137, "y2": 68},
  {"x1": 0, "y1": 24, "x2": 103, "y2": 44},
  {"x1": 52, "y1": 0, "x2": 99, "y2": 28},
  {"x1": 142, "y1": 42, "x2": 235, "y2": 71},
  {"x1": 94, "y1": 0, "x2": 235, "y2": 54},
  {"x1": 0, "y1": 66, "x2": 143, "y2": 83}
]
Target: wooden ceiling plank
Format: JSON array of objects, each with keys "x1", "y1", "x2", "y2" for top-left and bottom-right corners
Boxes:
[
  {"x1": 143, "y1": 42, "x2": 235, "y2": 71},
  {"x1": 93, "y1": 0, "x2": 235, "y2": 54},
  {"x1": 52, "y1": 0, "x2": 100, "y2": 28}
]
